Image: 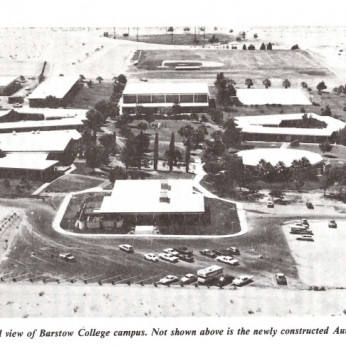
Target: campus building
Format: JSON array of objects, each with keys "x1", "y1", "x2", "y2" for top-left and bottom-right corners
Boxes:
[
  {"x1": 235, "y1": 113, "x2": 346, "y2": 143},
  {"x1": 120, "y1": 82, "x2": 210, "y2": 114},
  {"x1": 92, "y1": 180, "x2": 206, "y2": 231},
  {"x1": 28, "y1": 75, "x2": 82, "y2": 108}
]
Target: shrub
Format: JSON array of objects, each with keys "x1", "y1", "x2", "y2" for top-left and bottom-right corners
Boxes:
[
  {"x1": 290, "y1": 139, "x2": 300, "y2": 148},
  {"x1": 201, "y1": 114, "x2": 208, "y2": 122}
]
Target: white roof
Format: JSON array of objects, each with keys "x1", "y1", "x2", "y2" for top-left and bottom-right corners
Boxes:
[
  {"x1": 237, "y1": 148, "x2": 323, "y2": 167},
  {"x1": 28, "y1": 75, "x2": 79, "y2": 100},
  {"x1": 16, "y1": 107, "x2": 88, "y2": 120},
  {"x1": 0, "y1": 76, "x2": 18, "y2": 87},
  {"x1": 123, "y1": 82, "x2": 209, "y2": 95},
  {"x1": 236, "y1": 113, "x2": 346, "y2": 137},
  {"x1": 98, "y1": 179, "x2": 205, "y2": 214},
  {"x1": 0, "y1": 130, "x2": 81, "y2": 153},
  {"x1": 0, "y1": 118, "x2": 84, "y2": 131},
  {"x1": 0, "y1": 154, "x2": 58, "y2": 170},
  {"x1": 237, "y1": 88, "x2": 311, "y2": 105}
]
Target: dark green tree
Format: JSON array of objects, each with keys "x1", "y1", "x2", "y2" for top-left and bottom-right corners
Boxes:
[
  {"x1": 185, "y1": 137, "x2": 191, "y2": 173},
  {"x1": 121, "y1": 132, "x2": 137, "y2": 170},
  {"x1": 86, "y1": 108, "x2": 104, "y2": 140},
  {"x1": 222, "y1": 119, "x2": 242, "y2": 148},
  {"x1": 135, "y1": 130, "x2": 150, "y2": 170},
  {"x1": 153, "y1": 132, "x2": 159, "y2": 171},
  {"x1": 167, "y1": 132, "x2": 175, "y2": 171}
]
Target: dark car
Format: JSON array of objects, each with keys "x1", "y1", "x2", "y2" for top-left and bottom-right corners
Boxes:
[
  {"x1": 212, "y1": 249, "x2": 224, "y2": 256},
  {"x1": 173, "y1": 247, "x2": 193, "y2": 256},
  {"x1": 275, "y1": 273, "x2": 287, "y2": 285},
  {"x1": 226, "y1": 247, "x2": 240, "y2": 255},
  {"x1": 214, "y1": 275, "x2": 235, "y2": 288},
  {"x1": 178, "y1": 253, "x2": 194, "y2": 262},
  {"x1": 199, "y1": 249, "x2": 217, "y2": 258},
  {"x1": 306, "y1": 202, "x2": 314, "y2": 209}
]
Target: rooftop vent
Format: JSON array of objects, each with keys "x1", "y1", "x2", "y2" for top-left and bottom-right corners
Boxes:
[{"x1": 159, "y1": 190, "x2": 170, "y2": 203}]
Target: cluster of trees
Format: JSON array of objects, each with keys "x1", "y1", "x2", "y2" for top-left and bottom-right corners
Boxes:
[
  {"x1": 214, "y1": 73, "x2": 237, "y2": 105},
  {"x1": 317, "y1": 81, "x2": 327, "y2": 93},
  {"x1": 333, "y1": 85, "x2": 346, "y2": 94},
  {"x1": 321, "y1": 164, "x2": 346, "y2": 196},
  {"x1": 279, "y1": 114, "x2": 327, "y2": 129},
  {"x1": 242, "y1": 42, "x2": 272, "y2": 50}
]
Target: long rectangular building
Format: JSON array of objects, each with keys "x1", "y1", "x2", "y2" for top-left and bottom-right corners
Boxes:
[{"x1": 120, "y1": 82, "x2": 210, "y2": 114}]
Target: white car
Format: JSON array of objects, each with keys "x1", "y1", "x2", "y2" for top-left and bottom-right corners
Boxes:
[
  {"x1": 232, "y1": 275, "x2": 253, "y2": 286},
  {"x1": 296, "y1": 235, "x2": 314, "y2": 242},
  {"x1": 217, "y1": 256, "x2": 239, "y2": 266},
  {"x1": 159, "y1": 275, "x2": 179, "y2": 285},
  {"x1": 180, "y1": 273, "x2": 197, "y2": 285},
  {"x1": 163, "y1": 248, "x2": 179, "y2": 256},
  {"x1": 119, "y1": 244, "x2": 134, "y2": 253},
  {"x1": 293, "y1": 223, "x2": 309, "y2": 229},
  {"x1": 59, "y1": 253, "x2": 76, "y2": 262},
  {"x1": 159, "y1": 253, "x2": 179, "y2": 263},
  {"x1": 144, "y1": 253, "x2": 159, "y2": 262}
]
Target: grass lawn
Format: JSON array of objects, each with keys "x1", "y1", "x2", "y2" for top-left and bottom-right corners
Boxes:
[
  {"x1": 41, "y1": 174, "x2": 105, "y2": 193},
  {"x1": 67, "y1": 82, "x2": 114, "y2": 109},
  {"x1": 0, "y1": 178, "x2": 42, "y2": 198}
]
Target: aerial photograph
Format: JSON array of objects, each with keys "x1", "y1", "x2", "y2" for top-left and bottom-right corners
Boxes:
[{"x1": 0, "y1": 22, "x2": 346, "y2": 319}]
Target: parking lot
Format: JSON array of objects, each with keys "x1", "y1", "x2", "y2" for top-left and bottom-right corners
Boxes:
[{"x1": 282, "y1": 219, "x2": 346, "y2": 287}]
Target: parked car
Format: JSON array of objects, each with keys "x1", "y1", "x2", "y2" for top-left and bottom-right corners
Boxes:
[
  {"x1": 293, "y1": 223, "x2": 309, "y2": 229},
  {"x1": 178, "y1": 253, "x2": 194, "y2": 262},
  {"x1": 159, "y1": 275, "x2": 179, "y2": 285},
  {"x1": 232, "y1": 275, "x2": 253, "y2": 286},
  {"x1": 59, "y1": 253, "x2": 76, "y2": 262},
  {"x1": 163, "y1": 248, "x2": 179, "y2": 256},
  {"x1": 199, "y1": 249, "x2": 217, "y2": 258},
  {"x1": 216, "y1": 256, "x2": 239, "y2": 266},
  {"x1": 214, "y1": 274, "x2": 235, "y2": 288},
  {"x1": 306, "y1": 202, "x2": 314, "y2": 209},
  {"x1": 13, "y1": 103, "x2": 23, "y2": 108},
  {"x1": 328, "y1": 220, "x2": 337, "y2": 228},
  {"x1": 290, "y1": 229, "x2": 313, "y2": 235},
  {"x1": 144, "y1": 253, "x2": 159, "y2": 262},
  {"x1": 275, "y1": 273, "x2": 287, "y2": 285},
  {"x1": 296, "y1": 235, "x2": 314, "y2": 242},
  {"x1": 212, "y1": 249, "x2": 224, "y2": 256},
  {"x1": 173, "y1": 247, "x2": 193, "y2": 256},
  {"x1": 180, "y1": 273, "x2": 197, "y2": 285},
  {"x1": 267, "y1": 201, "x2": 274, "y2": 208},
  {"x1": 159, "y1": 253, "x2": 179, "y2": 263},
  {"x1": 226, "y1": 247, "x2": 240, "y2": 255},
  {"x1": 119, "y1": 244, "x2": 134, "y2": 253}
]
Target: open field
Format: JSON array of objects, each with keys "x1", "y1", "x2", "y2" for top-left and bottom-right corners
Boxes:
[{"x1": 68, "y1": 82, "x2": 114, "y2": 109}]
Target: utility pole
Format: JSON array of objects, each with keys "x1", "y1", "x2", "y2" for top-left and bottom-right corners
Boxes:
[{"x1": 113, "y1": 27, "x2": 116, "y2": 39}]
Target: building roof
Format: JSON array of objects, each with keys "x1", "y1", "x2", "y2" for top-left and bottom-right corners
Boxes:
[
  {"x1": 236, "y1": 113, "x2": 346, "y2": 137},
  {"x1": 0, "y1": 153, "x2": 58, "y2": 171},
  {"x1": 16, "y1": 107, "x2": 88, "y2": 120},
  {"x1": 0, "y1": 76, "x2": 18, "y2": 87},
  {"x1": 28, "y1": 75, "x2": 80, "y2": 100},
  {"x1": 123, "y1": 82, "x2": 209, "y2": 95},
  {"x1": 0, "y1": 118, "x2": 84, "y2": 132},
  {"x1": 237, "y1": 88, "x2": 311, "y2": 105},
  {"x1": 0, "y1": 130, "x2": 81, "y2": 153},
  {"x1": 98, "y1": 179, "x2": 205, "y2": 214},
  {"x1": 237, "y1": 148, "x2": 323, "y2": 167}
]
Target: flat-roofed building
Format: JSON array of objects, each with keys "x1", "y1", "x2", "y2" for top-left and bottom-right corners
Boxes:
[
  {"x1": 235, "y1": 113, "x2": 346, "y2": 143},
  {"x1": 120, "y1": 82, "x2": 210, "y2": 114},
  {"x1": 0, "y1": 76, "x2": 21, "y2": 96},
  {"x1": 96, "y1": 179, "x2": 205, "y2": 226},
  {"x1": 28, "y1": 75, "x2": 82, "y2": 108}
]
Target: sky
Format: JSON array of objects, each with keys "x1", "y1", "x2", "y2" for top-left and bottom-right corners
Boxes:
[{"x1": 3, "y1": 0, "x2": 346, "y2": 27}]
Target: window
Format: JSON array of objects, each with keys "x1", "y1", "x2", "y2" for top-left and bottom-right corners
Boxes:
[
  {"x1": 152, "y1": 94, "x2": 165, "y2": 103},
  {"x1": 180, "y1": 94, "x2": 193, "y2": 103},
  {"x1": 123, "y1": 95, "x2": 137, "y2": 104},
  {"x1": 137, "y1": 95, "x2": 151, "y2": 103},
  {"x1": 166, "y1": 94, "x2": 179, "y2": 103},
  {"x1": 194, "y1": 94, "x2": 208, "y2": 103}
]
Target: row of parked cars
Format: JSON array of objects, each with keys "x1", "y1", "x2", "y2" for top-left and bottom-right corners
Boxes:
[{"x1": 200, "y1": 247, "x2": 240, "y2": 266}]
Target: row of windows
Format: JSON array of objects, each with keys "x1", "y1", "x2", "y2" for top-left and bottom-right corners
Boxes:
[{"x1": 123, "y1": 94, "x2": 208, "y2": 104}]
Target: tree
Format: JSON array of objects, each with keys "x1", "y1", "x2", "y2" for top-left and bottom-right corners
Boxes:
[
  {"x1": 222, "y1": 119, "x2": 242, "y2": 148},
  {"x1": 95, "y1": 99, "x2": 119, "y2": 120},
  {"x1": 317, "y1": 81, "x2": 327, "y2": 93},
  {"x1": 236, "y1": 37, "x2": 242, "y2": 42},
  {"x1": 223, "y1": 153, "x2": 245, "y2": 187},
  {"x1": 209, "y1": 109, "x2": 223, "y2": 124},
  {"x1": 109, "y1": 166, "x2": 127, "y2": 183},
  {"x1": 248, "y1": 44, "x2": 255, "y2": 50},
  {"x1": 86, "y1": 79, "x2": 93, "y2": 88},
  {"x1": 153, "y1": 132, "x2": 159, "y2": 171},
  {"x1": 267, "y1": 42, "x2": 273, "y2": 50},
  {"x1": 322, "y1": 105, "x2": 332, "y2": 116},
  {"x1": 190, "y1": 113, "x2": 199, "y2": 121},
  {"x1": 201, "y1": 114, "x2": 208, "y2": 122},
  {"x1": 290, "y1": 157, "x2": 316, "y2": 188},
  {"x1": 283, "y1": 79, "x2": 291, "y2": 89},
  {"x1": 257, "y1": 159, "x2": 276, "y2": 182},
  {"x1": 337, "y1": 127, "x2": 346, "y2": 145},
  {"x1": 167, "y1": 132, "x2": 175, "y2": 171},
  {"x1": 241, "y1": 31, "x2": 246, "y2": 39},
  {"x1": 260, "y1": 43, "x2": 266, "y2": 50},
  {"x1": 245, "y1": 78, "x2": 253, "y2": 89},
  {"x1": 135, "y1": 131, "x2": 150, "y2": 170},
  {"x1": 242, "y1": 44, "x2": 247, "y2": 50},
  {"x1": 301, "y1": 81, "x2": 308, "y2": 89},
  {"x1": 263, "y1": 78, "x2": 271, "y2": 89},
  {"x1": 121, "y1": 132, "x2": 137, "y2": 170},
  {"x1": 214, "y1": 73, "x2": 237, "y2": 105},
  {"x1": 185, "y1": 137, "x2": 191, "y2": 173},
  {"x1": 96, "y1": 76, "x2": 103, "y2": 83},
  {"x1": 117, "y1": 74, "x2": 127, "y2": 85},
  {"x1": 137, "y1": 121, "x2": 148, "y2": 131},
  {"x1": 86, "y1": 108, "x2": 104, "y2": 140},
  {"x1": 254, "y1": 33, "x2": 258, "y2": 39},
  {"x1": 171, "y1": 102, "x2": 182, "y2": 116},
  {"x1": 45, "y1": 95, "x2": 60, "y2": 108},
  {"x1": 85, "y1": 144, "x2": 108, "y2": 168},
  {"x1": 167, "y1": 27, "x2": 174, "y2": 44},
  {"x1": 319, "y1": 141, "x2": 332, "y2": 153},
  {"x1": 291, "y1": 44, "x2": 299, "y2": 50},
  {"x1": 209, "y1": 35, "x2": 219, "y2": 44},
  {"x1": 99, "y1": 133, "x2": 116, "y2": 154}
]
